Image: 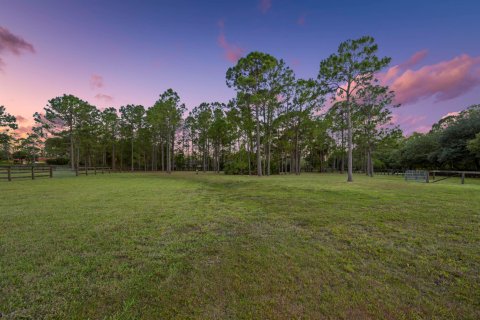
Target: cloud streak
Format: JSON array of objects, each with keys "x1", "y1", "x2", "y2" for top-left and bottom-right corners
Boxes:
[
  {"x1": 217, "y1": 20, "x2": 244, "y2": 63},
  {"x1": 15, "y1": 115, "x2": 28, "y2": 124},
  {"x1": 95, "y1": 93, "x2": 114, "y2": 103},
  {"x1": 390, "y1": 113, "x2": 430, "y2": 134},
  {"x1": 380, "y1": 51, "x2": 480, "y2": 105},
  {"x1": 297, "y1": 14, "x2": 306, "y2": 26},
  {"x1": 90, "y1": 74, "x2": 104, "y2": 89},
  {"x1": 0, "y1": 26, "x2": 35, "y2": 71},
  {"x1": 259, "y1": 0, "x2": 272, "y2": 13}
]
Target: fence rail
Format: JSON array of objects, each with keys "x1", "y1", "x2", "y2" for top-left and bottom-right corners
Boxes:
[
  {"x1": 75, "y1": 166, "x2": 112, "y2": 176},
  {"x1": 0, "y1": 166, "x2": 53, "y2": 181},
  {"x1": 431, "y1": 170, "x2": 480, "y2": 184}
]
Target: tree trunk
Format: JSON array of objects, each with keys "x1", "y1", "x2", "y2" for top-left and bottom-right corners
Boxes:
[
  {"x1": 167, "y1": 135, "x2": 171, "y2": 173},
  {"x1": 368, "y1": 145, "x2": 373, "y2": 177},
  {"x1": 346, "y1": 91, "x2": 353, "y2": 182},
  {"x1": 70, "y1": 128, "x2": 75, "y2": 170},
  {"x1": 131, "y1": 135, "x2": 134, "y2": 172},
  {"x1": 151, "y1": 145, "x2": 155, "y2": 171},
  {"x1": 255, "y1": 104, "x2": 262, "y2": 176},
  {"x1": 266, "y1": 141, "x2": 271, "y2": 176},
  {"x1": 247, "y1": 141, "x2": 251, "y2": 175},
  {"x1": 203, "y1": 141, "x2": 207, "y2": 172},
  {"x1": 295, "y1": 129, "x2": 300, "y2": 175},
  {"x1": 120, "y1": 145, "x2": 123, "y2": 171},
  {"x1": 171, "y1": 132, "x2": 175, "y2": 173},
  {"x1": 112, "y1": 144, "x2": 116, "y2": 170},
  {"x1": 161, "y1": 141, "x2": 164, "y2": 172}
]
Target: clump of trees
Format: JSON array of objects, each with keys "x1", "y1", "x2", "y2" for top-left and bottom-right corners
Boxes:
[
  {"x1": 377, "y1": 106, "x2": 480, "y2": 171},
  {"x1": 2, "y1": 36, "x2": 479, "y2": 178}
]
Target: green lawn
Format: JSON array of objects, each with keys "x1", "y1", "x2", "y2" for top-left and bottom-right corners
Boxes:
[{"x1": 1, "y1": 173, "x2": 479, "y2": 319}]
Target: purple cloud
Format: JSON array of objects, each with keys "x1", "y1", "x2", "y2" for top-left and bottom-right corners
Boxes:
[
  {"x1": 217, "y1": 20, "x2": 244, "y2": 63},
  {"x1": 380, "y1": 52, "x2": 480, "y2": 105},
  {"x1": 90, "y1": 74, "x2": 104, "y2": 89},
  {"x1": 95, "y1": 93, "x2": 114, "y2": 103},
  {"x1": 259, "y1": 0, "x2": 271, "y2": 13},
  {"x1": 0, "y1": 26, "x2": 35, "y2": 70}
]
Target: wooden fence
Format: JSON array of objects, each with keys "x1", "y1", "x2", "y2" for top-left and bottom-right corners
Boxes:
[
  {"x1": 431, "y1": 170, "x2": 480, "y2": 184},
  {"x1": 0, "y1": 166, "x2": 53, "y2": 181},
  {"x1": 75, "y1": 166, "x2": 112, "y2": 176}
]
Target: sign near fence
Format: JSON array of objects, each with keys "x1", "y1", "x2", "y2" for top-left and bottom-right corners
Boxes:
[{"x1": 405, "y1": 170, "x2": 429, "y2": 183}]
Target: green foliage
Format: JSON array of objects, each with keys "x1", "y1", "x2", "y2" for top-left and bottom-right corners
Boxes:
[
  {"x1": 318, "y1": 36, "x2": 392, "y2": 181},
  {"x1": 467, "y1": 133, "x2": 480, "y2": 158},
  {"x1": 0, "y1": 105, "x2": 17, "y2": 130},
  {"x1": 46, "y1": 157, "x2": 69, "y2": 165},
  {"x1": 223, "y1": 149, "x2": 250, "y2": 174}
]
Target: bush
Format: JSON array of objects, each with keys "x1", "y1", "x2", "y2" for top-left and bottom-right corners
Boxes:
[
  {"x1": 46, "y1": 158, "x2": 69, "y2": 165},
  {"x1": 224, "y1": 150, "x2": 249, "y2": 175}
]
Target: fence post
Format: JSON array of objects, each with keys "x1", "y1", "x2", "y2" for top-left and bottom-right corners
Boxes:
[
  {"x1": 426, "y1": 171, "x2": 430, "y2": 183},
  {"x1": 432, "y1": 171, "x2": 435, "y2": 180},
  {"x1": 75, "y1": 166, "x2": 79, "y2": 176},
  {"x1": 85, "y1": 165, "x2": 88, "y2": 176},
  {"x1": 7, "y1": 166, "x2": 11, "y2": 182},
  {"x1": 94, "y1": 167, "x2": 97, "y2": 175},
  {"x1": 49, "y1": 166, "x2": 53, "y2": 178},
  {"x1": 461, "y1": 172, "x2": 465, "y2": 184},
  {"x1": 31, "y1": 166, "x2": 35, "y2": 180}
]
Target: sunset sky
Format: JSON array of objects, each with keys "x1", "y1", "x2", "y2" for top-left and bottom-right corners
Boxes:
[{"x1": 1, "y1": 0, "x2": 479, "y2": 135}]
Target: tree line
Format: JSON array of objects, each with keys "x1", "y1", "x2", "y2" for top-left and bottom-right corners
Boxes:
[{"x1": 1, "y1": 36, "x2": 480, "y2": 180}]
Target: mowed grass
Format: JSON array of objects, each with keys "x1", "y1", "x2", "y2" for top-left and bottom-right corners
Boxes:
[{"x1": 1, "y1": 173, "x2": 479, "y2": 319}]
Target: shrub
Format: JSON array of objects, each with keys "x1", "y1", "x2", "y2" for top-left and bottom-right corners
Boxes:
[
  {"x1": 46, "y1": 158, "x2": 69, "y2": 165},
  {"x1": 224, "y1": 150, "x2": 249, "y2": 175}
]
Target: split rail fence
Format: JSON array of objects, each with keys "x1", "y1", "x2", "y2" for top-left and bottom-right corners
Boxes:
[{"x1": 0, "y1": 166, "x2": 53, "y2": 181}]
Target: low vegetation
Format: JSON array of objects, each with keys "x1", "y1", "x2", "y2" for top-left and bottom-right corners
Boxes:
[{"x1": 1, "y1": 173, "x2": 479, "y2": 319}]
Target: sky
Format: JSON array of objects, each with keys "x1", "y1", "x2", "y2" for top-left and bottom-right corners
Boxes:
[{"x1": 1, "y1": 0, "x2": 480, "y2": 135}]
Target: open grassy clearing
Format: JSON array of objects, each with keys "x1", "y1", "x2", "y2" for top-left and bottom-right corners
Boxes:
[{"x1": 1, "y1": 173, "x2": 479, "y2": 319}]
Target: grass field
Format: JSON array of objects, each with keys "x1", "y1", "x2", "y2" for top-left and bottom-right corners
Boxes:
[{"x1": 1, "y1": 173, "x2": 479, "y2": 319}]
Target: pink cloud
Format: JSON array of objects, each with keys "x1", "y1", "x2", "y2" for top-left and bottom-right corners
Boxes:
[
  {"x1": 401, "y1": 115, "x2": 426, "y2": 127},
  {"x1": 441, "y1": 111, "x2": 460, "y2": 119},
  {"x1": 380, "y1": 53, "x2": 480, "y2": 105},
  {"x1": 390, "y1": 113, "x2": 430, "y2": 133},
  {"x1": 412, "y1": 125, "x2": 431, "y2": 134},
  {"x1": 15, "y1": 125, "x2": 33, "y2": 137},
  {"x1": 399, "y1": 49, "x2": 428, "y2": 69},
  {"x1": 90, "y1": 74, "x2": 104, "y2": 89},
  {"x1": 259, "y1": 0, "x2": 272, "y2": 13},
  {"x1": 95, "y1": 93, "x2": 113, "y2": 103},
  {"x1": 0, "y1": 26, "x2": 35, "y2": 71},
  {"x1": 217, "y1": 20, "x2": 244, "y2": 63},
  {"x1": 377, "y1": 50, "x2": 427, "y2": 84},
  {"x1": 297, "y1": 14, "x2": 306, "y2": 26},
  {"x1": 15, "y1": 115, "x2": 28, "y2": 124},
  {"x1": 390, "y1": 113, "x2": 426, "y2": 127}
]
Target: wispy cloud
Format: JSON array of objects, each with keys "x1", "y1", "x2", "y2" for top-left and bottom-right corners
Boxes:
[
  {"x1": 0, "y1": 26, "x2": 35, "y2": 71},
  {"x1": 380, "y1": 52, "x2": 480, "y2": 105},
  {"x1": 15, "y1": 115, "x2": 28, "y2": 124},
  {"x1": 90, "y1": 74, "x2": 104, "y2": 89},
  {"x1": 95, "y1": 93, "x2": 114, "y2": 103},
  {"x1": 259, "y1": 0, "x2": 272, "y2": 13},
  {"x1": 441, "y1": 111, "x2": 460, "y2": 119},
  {"x1": 217, "y1": 20, "x2": 244, "y2": 63},
  {"x1": 291, "y1": 58, "x2": 300, "y2": 67},
  {"x1": 297, "y1": 14, "x2": 306, "y2": 26},
  {"x1": 390, "y1": 113, "x2": 429, "y2": 134},
  {"x1": 399, "y1": 49, "x2": 428, "y2": 69}
]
